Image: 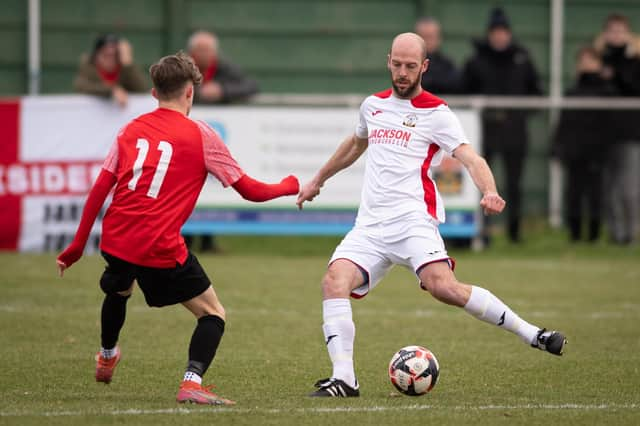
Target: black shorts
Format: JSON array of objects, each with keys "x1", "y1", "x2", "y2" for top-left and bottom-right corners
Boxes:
[{"x1": 99, "y1": 251, "x2": 211, "y2": 307}]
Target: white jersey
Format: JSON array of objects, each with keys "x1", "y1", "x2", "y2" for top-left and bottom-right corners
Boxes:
[{"x1": 354, "y1": 88, "x2": 469, "y2": 226}]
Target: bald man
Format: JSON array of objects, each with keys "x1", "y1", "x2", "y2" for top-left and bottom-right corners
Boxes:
[
  {"x1": 187, "y1": 30, "x2": 259, "y2": 104},
  {"x1": 185, "y1": 30, "x2": 260, "y2": 252},
  {"x1": 298, "y1": 33, "x2": 567, "y2": 398}
]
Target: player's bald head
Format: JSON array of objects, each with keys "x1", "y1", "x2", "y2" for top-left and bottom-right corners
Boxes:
[{"x1": 390, "y1": 32, "x2": 427, "y2": 61}]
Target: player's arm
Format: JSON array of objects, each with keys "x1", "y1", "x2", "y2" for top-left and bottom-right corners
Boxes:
[
  {"x1": 56, "y1": 169, "x2": 117, "y2": 276},
  {"x1": 296, "y1": 133, "x2": 368, "y2": 209},
  {"x1": 232, "y1": 174, "x2": 299, "y2": 202},
  {"x1": 452, "y1": 144, "x2": 505, "y2": 215},
  {"x1": 197, "y1": 120, "x2": 299, "y2": 202}
]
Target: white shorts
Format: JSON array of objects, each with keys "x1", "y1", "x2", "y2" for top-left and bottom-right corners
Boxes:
[{"x1": 329, "y1": 218, "x2": 454, "y2": 299}]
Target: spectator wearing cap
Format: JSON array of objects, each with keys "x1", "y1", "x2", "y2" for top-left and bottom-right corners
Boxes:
[
  {"x1": 415, "y1": 17, "x2": 461, "y2": 94},
  {"x1": 74, "y1": 34, "x2": 147, "y2": 107},
  {"x1": 594, "y1": 14, "x2": 640, "y2": 245},
  {"x1": 187, "y1": 30, "x2": 259, "y2": 104},
  {"x1": 461, "y1": 7, "x2": 542, "y2": 243}
]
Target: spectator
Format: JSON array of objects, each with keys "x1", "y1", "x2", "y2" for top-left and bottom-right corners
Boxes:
[
  {"x1": 594, "y1": 13, "x2": 640, "y2": 245},
  {"x1": 74, "y1": 34, "x2": 147, "y2": 107},
  {"x1": 187, "y1": 30, "x2": 259, "y2": 104},
  {"x1": 461, "y1": 7, "x2": 542, "y2": 243},
  {"x1": 186, "y1": 30, "x2": 259, "y2": 252},
  {"x1": 552, "y1": 47, "x2": 618, "y2": 242},
  {"x1": 415, "y1": 17, "x2": 461, "y2": 94}
]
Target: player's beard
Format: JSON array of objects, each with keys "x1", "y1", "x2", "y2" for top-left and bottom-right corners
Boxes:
[{"x1": 391, "y1": 76, "x2": 420, "y2": 99}]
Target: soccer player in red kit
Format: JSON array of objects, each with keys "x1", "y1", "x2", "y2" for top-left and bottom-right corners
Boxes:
[{"x1": 56, "y1": 52, "x2": 299, "y2": 405}]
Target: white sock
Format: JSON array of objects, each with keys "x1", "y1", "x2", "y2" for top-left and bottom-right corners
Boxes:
[
  {"x1": 322, "y1": 298, "x2": 356, "y2": 388},
  {"x1": 464, "y1": 286, "x2": 539, "y2": 345},
  {"x1": 100, "y1": 346, "x2": 118, "y2": 359},
  {"x1": 183, "y1": 371, "x2": 202, "y2": 385}
]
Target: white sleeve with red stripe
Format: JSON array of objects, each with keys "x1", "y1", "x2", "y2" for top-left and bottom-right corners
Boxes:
[
  {"x1": 196, "y1": 120, "x2": 245, "y2": 187},
  {"x1": 428, "y1": 106, "x2": 469, "y2": 154}
]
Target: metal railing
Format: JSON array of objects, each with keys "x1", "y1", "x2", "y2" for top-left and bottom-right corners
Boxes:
[
  {"x1": 253, "y1": 94, "x2": 640, "y2": 110},
  {"x1": 253, "y1": 93, "x2": 640, "y2": 228}
]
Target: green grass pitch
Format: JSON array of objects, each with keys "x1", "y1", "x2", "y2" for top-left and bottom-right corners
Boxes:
[{"x1": 1, "y1": 234, "x2": 639, "y2": 425}]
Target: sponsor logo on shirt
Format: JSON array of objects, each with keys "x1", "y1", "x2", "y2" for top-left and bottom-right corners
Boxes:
[
  {"x1": 372, "y1": 110, "x2": 383, "y2": 116},
  {"x1": 368, "y1": 128, "x2": 412, "y2": 148}
]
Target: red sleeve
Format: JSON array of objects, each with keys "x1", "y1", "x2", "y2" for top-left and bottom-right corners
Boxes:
[
  {"x1": 57, "y1": 169, "x2": 117, "y2": 268},
  {"x1": 196, "y1": 120, "x2": 244, "y2": 187},
  {"x1": 102, "y1": 139, "x2": 119, "y2": 173},
  {"x1": 232, "y1": 174, "x2": 299, "y2": 202}
]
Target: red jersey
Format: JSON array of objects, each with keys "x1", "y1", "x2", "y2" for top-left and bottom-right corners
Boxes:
[{"x1": 100, "y1": 107, "x2": 244, "y2": 267}]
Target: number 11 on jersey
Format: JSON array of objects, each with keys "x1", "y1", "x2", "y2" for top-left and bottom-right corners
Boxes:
[{"x1": 128, "y1": 138, "x2": 174, "y2": 199}]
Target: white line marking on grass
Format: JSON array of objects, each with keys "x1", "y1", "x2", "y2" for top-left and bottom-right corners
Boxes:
[
  {"x1": 1, "y1": 403, "x2": 638, "y2": 417},
  {"x1": 223, "y1": 307, "x2": 640, "y2": 320}
]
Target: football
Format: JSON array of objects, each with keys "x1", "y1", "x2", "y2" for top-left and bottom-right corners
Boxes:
[{"x1": 388, "y1": 345, "x2": 440, "y2": 396}]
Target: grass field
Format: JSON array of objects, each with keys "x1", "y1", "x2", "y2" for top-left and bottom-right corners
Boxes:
[{"x1": 1, "y1": 232, "x2": 639, "y2": 425}]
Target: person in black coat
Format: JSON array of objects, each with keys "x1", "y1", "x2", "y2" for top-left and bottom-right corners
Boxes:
[
  {"x1": 185, "y1": 30, "x2": 260, "y2": 252},
  {"x1": 594, "y1": 14, "x2": 640, "y2": 245},
  {"x1": 415, "y1": 17, "x2": 461, "y2": 94},
  {"x1": 461, "y1": 7, "x2": 542, "y2": 243},
  {"x1": 188, "y1": 30, "x2": 259, "y2": 104},
  {"x1": 552, "y1": 47, "x2": 618, "y2": 242}
]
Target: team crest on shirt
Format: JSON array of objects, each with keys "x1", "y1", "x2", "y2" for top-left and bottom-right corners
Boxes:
[{"x1": 402, "y1": 113, "x2": 418, "y2": 128}]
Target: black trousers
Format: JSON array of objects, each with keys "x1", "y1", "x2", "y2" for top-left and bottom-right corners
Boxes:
[
  {"x1": 565, "y1": 158, "x2": 603, "y2": 241},
  {"x1": 483, "y1": 116, "x2": 528, "y2": 242}
]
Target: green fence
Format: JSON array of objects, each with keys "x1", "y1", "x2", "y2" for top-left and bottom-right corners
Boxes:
[{"x1": 2, "y1": 0, "x2": 638, "y2": 217}]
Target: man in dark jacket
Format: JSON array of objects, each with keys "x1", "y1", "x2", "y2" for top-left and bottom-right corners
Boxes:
[
  {"x1": 552, "y1": 47, "x2": 618, "y2": 242},
  {"x1": 188, "y1": 30, "x2": 259, "y2": 104},
  {"x1": 595, "y1": 14, "x2": 640, "y2": 245},
  {"x1": 461, "y1": 8, "x2": 542, "y2": 243},
  {"x1": 186, "y1": 30, "x2": 260, "y2": 252},
  {"x1": 415, "y1": 17, "x2": 460, "y2": 94}
]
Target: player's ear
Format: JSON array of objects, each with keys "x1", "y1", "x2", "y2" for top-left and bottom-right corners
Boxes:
[
  {"x1": 185, "y1": 84, "x2": 194, "y2": 101},
  {"x1": 422, "y1": 58, "x2": 429, "y2": 73},
  {"x1": 387, "y1": 53, "x2": 392, "y2": 70},
  {"x1": 151, "y1": 87, "x2": 158, "y2": 100}
]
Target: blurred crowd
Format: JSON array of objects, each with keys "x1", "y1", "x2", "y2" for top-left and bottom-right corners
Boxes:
[
  {"x1": 73, "y1": 8, "x2": 639, "y2": 248},
  {"x1": 415, "y1": 9, "x2": 639, "y2": 246}
]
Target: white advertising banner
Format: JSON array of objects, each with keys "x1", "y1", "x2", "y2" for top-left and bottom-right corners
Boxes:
[{"x1": 0, "y1": 95, "x2": 481, "y2": 252}]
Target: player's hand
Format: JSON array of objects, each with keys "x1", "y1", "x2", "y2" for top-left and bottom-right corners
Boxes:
[
  {"x1": 56, "y1": 242, "x2": 84, "y2": 277},
  {"x1": 480, "y1": 191, "x2": 506, "y2": 215},
  {"x1": 200, "y1": 82, "x2": 224, "y2": 102},
  {"x1": 112, "y1": 85, "x2": 128, "y2": 108},
  {"x1": 56, "y1": 260, "x2": 68, "y2": 277},
  {"x1": 280, "y1": 175, "x2": 300, "y2": 195},
  {"x1": 296, "y1": 181, "x2": 321, "y2": 210},
  {"x1": 117, "y1": 39, "x2": 133, "y2": 66}
]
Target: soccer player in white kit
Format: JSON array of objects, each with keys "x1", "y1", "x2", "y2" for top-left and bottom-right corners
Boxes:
[{"x1": 297, "y1": 33, "x2": 567, "y2": 398}]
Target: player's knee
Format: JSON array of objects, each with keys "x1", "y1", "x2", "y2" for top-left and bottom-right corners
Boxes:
[
  {"x1": 321, "y1": 270, "x2": 351, "y2": 298},
  {"x1": 117, "y1": 284, "x2": 134, "y2": 297},
  {"x1": 201, "y1": 302, "x2": 225, "y2": 320},
  {"x1": 422, "y1": 271, "x2": 456, "y2": 301}
]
